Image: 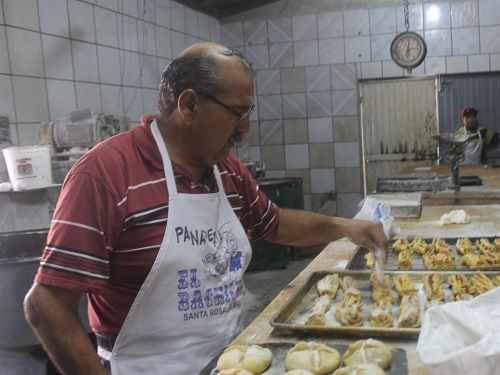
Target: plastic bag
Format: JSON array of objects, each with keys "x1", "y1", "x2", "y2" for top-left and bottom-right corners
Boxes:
[
  {"x1": 353, "y1": 197, "x2": 399, "y2": 238},
  {"x1": 417, "y1": 287, "x2": 500, "y2": 375}
]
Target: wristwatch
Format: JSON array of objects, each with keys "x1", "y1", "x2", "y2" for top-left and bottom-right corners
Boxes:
[{"x1": 390, "y1": 31, "x2": 427, "y2": 72}]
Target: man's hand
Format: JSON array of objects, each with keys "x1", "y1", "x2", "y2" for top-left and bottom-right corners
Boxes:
[{"x1": 342, "y1": 219, "x2": 388, "y2": 262}]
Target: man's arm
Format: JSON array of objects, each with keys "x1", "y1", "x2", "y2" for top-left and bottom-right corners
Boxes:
[
  {"x1": 24, "y1": 283, "x2": 108, "y2": 375},
  {"x1": 265, "y1": 208, "x2": 387, "y2": 251}
]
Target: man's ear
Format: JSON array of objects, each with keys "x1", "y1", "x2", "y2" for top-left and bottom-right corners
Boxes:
[{"x1": 177, "y1": 89, "x2": 198, "y2": 122}]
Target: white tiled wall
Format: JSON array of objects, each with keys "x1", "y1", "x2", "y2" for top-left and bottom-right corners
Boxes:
[
  {"x1": 221, "y1": 0, "x2": 500, "y2": 217},
  {"x1": 0, "y1": 0, "x2": 219, "y2": 147}
]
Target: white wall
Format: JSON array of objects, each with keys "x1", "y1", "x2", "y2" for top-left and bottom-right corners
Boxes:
[
  {"x1": 219, "y1": 0, "x2": 500, "y2": 216},
  {"x1": 0, "y1": 0, "x2": 220, "y2": 146}
]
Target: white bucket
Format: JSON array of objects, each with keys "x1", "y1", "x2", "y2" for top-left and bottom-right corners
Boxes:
[{"x1": 2, "y1": 146, "x2": 52, "y2": 191}]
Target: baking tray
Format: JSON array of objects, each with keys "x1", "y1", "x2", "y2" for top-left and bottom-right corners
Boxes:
[
  {"x1": 270, "y1": 270, "x2": 500, "y2": 339},
  {"x1": 199, "y1": 342, "x2": 408, "y2": 375},
  {"x1": 346, "y1": 237, "x2": 500, "y2": 271}
]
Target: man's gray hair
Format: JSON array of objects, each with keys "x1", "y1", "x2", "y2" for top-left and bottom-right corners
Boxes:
[{"x1": 158, "y1": 48, "x2": 253, "y2": 116}]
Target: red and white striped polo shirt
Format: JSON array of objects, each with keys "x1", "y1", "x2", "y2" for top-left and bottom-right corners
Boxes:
[{"x1": 34, "y1": 115, "x2": 280, "y2": 335}]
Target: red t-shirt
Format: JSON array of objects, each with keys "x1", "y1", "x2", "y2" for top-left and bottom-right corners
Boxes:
[{"x1": 34, "y1": 115, "x2": 280, "y2": 335}]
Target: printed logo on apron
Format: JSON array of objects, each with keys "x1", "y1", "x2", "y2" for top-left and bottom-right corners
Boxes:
[{"x1": 108, "y1": 120, "x2": 252, "y2": 374}]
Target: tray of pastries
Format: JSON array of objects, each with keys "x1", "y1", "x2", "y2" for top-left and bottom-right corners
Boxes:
[
  {"x1": 346, "y1": 237, "x2": 500, "y2": 271},
  {"x1": 270, "y1": 270, "x2": 500, "y2": 338},
  {"x1": 200, "y1": 339, "x2": 408, "y2": 374}
]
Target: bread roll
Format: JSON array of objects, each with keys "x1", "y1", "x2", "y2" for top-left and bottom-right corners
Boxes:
[
  {"x1": 282, "y1": 370, "x2": 315, "y2": 375},
  {"x1": 217, "y1": 369, "x2": 254, "y2": 375},
  {"x1": 342, "y1": 339, "x2": 392, "y2": 369},
  {"x1": 217, "y1": 345, "x2": 272, "y2": 374},
  {"x1": 333, "y1": 363, "x2": 385, "y2": 375},
  {"x1": 285, "y1": 341, "x2": 341, "y2": 375}
]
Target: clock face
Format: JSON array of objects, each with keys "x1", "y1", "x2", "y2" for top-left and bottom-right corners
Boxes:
[{"x1": 390, "y1": 32, "x2": 427, "y2": 69}]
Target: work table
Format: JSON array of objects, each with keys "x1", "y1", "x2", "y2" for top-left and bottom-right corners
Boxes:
[
  {"x1": 232, "y1": 204, "x2": 500, "y2": 375},
  {"x1": 402, "y1": 165, "x2": 500, "y2": 205}
]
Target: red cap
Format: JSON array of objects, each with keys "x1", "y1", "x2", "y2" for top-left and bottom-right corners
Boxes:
[{"x1": 460, "y1": 107, "x2": 478, "y2": 119}]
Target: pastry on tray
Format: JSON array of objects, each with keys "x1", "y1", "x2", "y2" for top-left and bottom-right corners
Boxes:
[
  {"x1": 411, "y1": 237, "x2": 429, "y2": 255},
  {"x1": 369, "y1": 273, "x2": 393, "y2": 303},
  {"x1": 476, "y1": 238, "x2": 496, "y2": 253},
  {"x1": 369, "y1": 273, "x2": 391, "y2": 290},
  {"x1": 368, "y1": 301, "x2": 393, "y2": 328},
  {"x1": 305, "y1": 295, "x2": 332, "y2": 326},
  {"x1": 216, "y1": 345, "x2": 272, "y2": 374},
  {"x1": 342, "y1": 339, "x2": 392, "y2": 369},
  {"x1": 394, "y1": 274, "x2": 417, "y2": 297},
  {"x1": 456, "y1": 237, "x2": 473, "y2": 255},
  {"x1": 423, "y1": 251, "x2": 455, "y2": 269},
  {"x1": 340, "y1": 276, "x2": 357, "y2": 291},
  {"x1": 339, "y1": 288, "x2": 363, "y2": 308},
  {"x1": 333, "y1": 363, "x2": 385, "y2": 375},
  {"x1": 397, "y1": 250, "x2": 413, "y2": 269},
  {"x1": 460, "y1": 253, "x2": 483, "y2": 268},
  {"x1": 316, "y1": 274, "x2": 340, "y2": 298},
  {"x1": 392, "y1": 238, "x2": 410, "y2": 253},
  {"x1": 397, "y1": 294, "x2": 420, "y2": 328},
  {"x1": 335, "y1": 303, "x2": 364, "y2": 326},
  {"x1": 479, "y1": 251, "x2": 500, "y2": 267},
  {"x1": 470, "y1": 271, "x2": 495, "y2": 294},
  {"x1": 285, "y1": 341, "x2": 341, "y2": 375},
  {"x1": 495, "y1": 275, "x2": 500, "y2": 286},
  {"x1": 423, "y1": 273, "x2": 445, "y2": 300},
  {"x1": 431, "y1": 238, "x2": 448, "y2": 247},
  {"x1": 447, "y1": 273, "x2": 476, "y2": 297}
]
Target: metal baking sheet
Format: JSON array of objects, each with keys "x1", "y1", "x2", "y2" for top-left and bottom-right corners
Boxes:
[
  {"x1": 270, "y1": 270, "x2": 500, "y2": 339},
  {"x1": 199, "y1": 342, "x2": 408, "y2": 375},
  {"x1": 346, "y1": 237, "x2": 500, "y2": 271}
]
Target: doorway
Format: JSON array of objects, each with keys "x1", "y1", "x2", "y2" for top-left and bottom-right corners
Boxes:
[{"x1": 359, "y1": 76, "x2": 439, "y2": 194}]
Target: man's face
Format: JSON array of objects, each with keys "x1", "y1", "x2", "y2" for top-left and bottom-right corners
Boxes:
[
  {"x1": 195, "y1": 63, "x2": 255, "y2": 166},
  {"x1": 462, "y1": 113, "x2": 478, "y2": 132}
]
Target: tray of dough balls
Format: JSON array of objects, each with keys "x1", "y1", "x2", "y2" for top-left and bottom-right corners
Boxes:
[
  {"x1": 346, "y1": 236, "x2": 500, "y2": 271},
  {"x1": 270, "y1": 270, "x2": 500, "y2": 338},
  {"x1": 199, "y1": 339, "x2": 408, "y2": 374}
]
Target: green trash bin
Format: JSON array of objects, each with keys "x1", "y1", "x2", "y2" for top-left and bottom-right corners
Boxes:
[{"x1": 247, "y1": 177, "x2": 304, "y2": 271}]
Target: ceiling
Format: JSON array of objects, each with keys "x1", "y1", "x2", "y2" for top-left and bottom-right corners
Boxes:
[{"x1": 174, "y1": 0, "x2": 282, "y2": 19}]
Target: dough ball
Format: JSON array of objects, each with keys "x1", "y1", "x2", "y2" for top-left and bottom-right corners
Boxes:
[
  {"x1": 333, "y1": 363, "x2": 385, "y2": 374},
  {"x1": 342, "y1": 339, "x2": 392, "y2": 369},
  {"x1": 217, "y1": 345, "x2": 272, "y2": 374},
  {"x1": 282, "y1": 370, "x2": 316, "y2": 375},
  {"x1": 217, "y1": 369, "x2": 255, "y2": 375},
  {"x1": 285, "y1": 341, "x2": 341, "y2": 375}
]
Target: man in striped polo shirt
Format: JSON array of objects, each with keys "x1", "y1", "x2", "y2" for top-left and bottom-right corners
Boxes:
[{"x1": 24, "y1": 42, "x2": 387, "y2": 374}]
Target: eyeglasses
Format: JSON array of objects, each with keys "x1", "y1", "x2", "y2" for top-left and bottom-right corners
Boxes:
[{"x1": 196, "y1": 91, "x2": 255, "y2": 122}]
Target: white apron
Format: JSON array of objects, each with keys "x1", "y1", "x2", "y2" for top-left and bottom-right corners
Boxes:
[
  {"x1": 108, "y1": 120, "x2": 252, "y2": 374},
  {"x1": 462, "y1": 128, "x2": 482, "y2": 164}
]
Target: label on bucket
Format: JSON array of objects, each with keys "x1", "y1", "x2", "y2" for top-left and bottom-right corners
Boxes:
[{"x1": 15, "y1": 157, "x2": 35, "y2": 178}]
